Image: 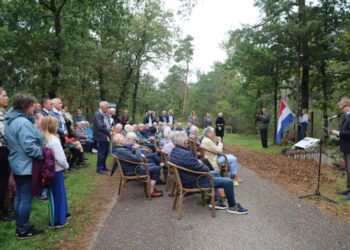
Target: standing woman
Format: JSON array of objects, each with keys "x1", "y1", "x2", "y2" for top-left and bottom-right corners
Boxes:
[
  {"x1": 41, "y1": 116, "x2": 70, "y2": 228},
  {"x1": 215, "y1": 112, "x2": 225, "y2": 141},
  {"x1": 203, "y1": 112, "x2": 212, "y2": 128},
  {"x1": 5, "y1": 93, "x2": 44, "y2": 239},
  {"x1": 0, "y1": 87, "x2": 11, "y2": 221}
]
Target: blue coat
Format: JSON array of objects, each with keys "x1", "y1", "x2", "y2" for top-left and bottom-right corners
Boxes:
[
  {"x1": 169, "y1": 145, "x2": 210, "y2": 188},
  {"x1": 4, "y1": 109, "x2": 44, "y2": 175},
  {"x1": 113, "y1": 146, "x2": 143, "y2": 176},
  {"x1": 340, "y1": 115, "x2": 350, "y2": 153},
  {"x1": 93, "y1": 111, "x2": 110, "y2": 142}
]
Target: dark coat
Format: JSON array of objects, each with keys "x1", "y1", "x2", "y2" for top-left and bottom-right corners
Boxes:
[
  {"x1": 215, "y1": 117, "x2": 225, "y2": 138},
  {"x1": 159, "y1": 115, "x2": 169, "y2": 123},
  {"x1": 112, "y1": 146, "x2": 143, "y2": 176},
  {"x1": 93, "y1": 111, "x2": 110, "y2": 142},
  {"x1": 340, "y1": 115, "x2": 350, "y2": 153},
  {"x1": 169, "y1": 145, "x2": 210, "y2": 188}
]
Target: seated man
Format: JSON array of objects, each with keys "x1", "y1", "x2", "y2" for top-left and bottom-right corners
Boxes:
[
  {"x1": 175, "y1": 122, "x2": 184, "y2": 132},
  {"x1": 136, "y1": 123, "x2": 156, "y2": 152},
  {"x1": 169, "y1": 131, "x2": 248, "y2": 214},
  {"x1": 75, "y1": 121, "x2": 95, "y2": 153},
  {"x1": 201, "y1": 127, "x2": 240, "y2": 185},
  {"x1": 112, "y1": 134, "x2": 162, "y2": 197},
  {"x1": 111, "y1": 123, "x2": 123, "y2": 139}
]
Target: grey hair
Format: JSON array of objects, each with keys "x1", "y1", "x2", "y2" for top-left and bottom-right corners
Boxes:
[
  {"x1": 115, "y1": 123, "x2": 123, "y2": 130},
  {"x1": 124, "y1": 124, "x2": 132, "y2": 133},
  {"x1": 125, "y1": 132, "x2": 137, "y2": 140},
  {"x1": 113, "y1": 133, "x2": 125, "y2": 146},
  {"x1": 204, "y1": 126, "x2": 214, "y2": 137},
  {"x1": 189, "y1": 125, "x2": 198, "y2": 134},
  {"x1": 33, "y1": 112, "x2": 43, "y2": 121},
  {"x1": 173, "y1": 131, "x2": 188, "y2": 146},
  {"x1": 99, "y1": 101, "x2": 109, "y2": 109}
]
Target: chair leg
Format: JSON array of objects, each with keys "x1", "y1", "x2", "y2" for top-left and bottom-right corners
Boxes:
[
  {"x1": 169, "y1": 181, "x2": 176, "y2": 197},
  {"x1": 147, "y1": 180, "x2": 151, "y2": 200},
  {"x1": 165, "y1": 171, "x2": 170, "y2": 192},
  {"x1": 118, "y1": 180, "x2": 125, "y2": 202},
  {"x1": 172, "y1": 188, "x2": 178, "y2": 210},
  {"x1": 177, "y1": 193, "x2": 184, "y2": 220},
  {"x1": 210, "y1": 192, "x2": 216, "y2": 218}
]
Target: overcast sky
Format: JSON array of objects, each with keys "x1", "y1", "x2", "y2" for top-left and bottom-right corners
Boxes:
[{"x1": 151, "y1": 0, "x2": 261, "y2": 81}]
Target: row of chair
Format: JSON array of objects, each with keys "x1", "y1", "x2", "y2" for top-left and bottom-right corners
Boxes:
[{"x1": 112, "y1": 139, "x2": 228, "y2": 219}]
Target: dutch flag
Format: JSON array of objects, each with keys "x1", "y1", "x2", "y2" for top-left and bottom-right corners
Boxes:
[{"x1": 276, "y1": 100, "x2": 295, "y2": 144}]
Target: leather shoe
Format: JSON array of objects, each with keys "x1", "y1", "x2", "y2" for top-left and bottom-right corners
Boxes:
[
  {"x1": 150, "y1": 191, "x2": 163, "y2": 198},
  {"x1": 336, "y1": 190, "x2": 350, "y2": 195}
]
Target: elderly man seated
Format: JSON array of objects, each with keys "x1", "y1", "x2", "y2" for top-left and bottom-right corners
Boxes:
[
  {"x1": 169, "y1": 131, "x2": 248, "y2": 214},
  {"x1": 201, "y1": 127, "x2": 241, "y2": 186},
  {"x1": 112, "y1": 134, "x2": 163, "y2": 197}
]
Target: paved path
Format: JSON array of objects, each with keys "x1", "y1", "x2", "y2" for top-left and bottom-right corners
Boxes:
[{"x1": 92, "y1": 165, "x2": 350, "y2": 250}]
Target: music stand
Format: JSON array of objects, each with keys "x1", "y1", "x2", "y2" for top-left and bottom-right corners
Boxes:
[{"x1": 299, "y1": 134, "x2": 337, "y2": 203}]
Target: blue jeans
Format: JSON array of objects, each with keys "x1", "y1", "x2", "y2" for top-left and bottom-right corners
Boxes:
[
  {"x1": 96, "y1": 141, "x2": 110, "y2": 172},
  {"x1": 299, "y1": 122, "x2": 308, "y2": 140},
  {"x1": 13, "y1": 175, "x2": 33, "y2": 233},
  {"x1": 209, "y1": 171, "x2": 236, "y2": 207},
  {"x1": 217, "y1": 154, "x2": 238, "y2": 177},
  {"x1": 136, "y1": 163, "x2": 161, "y2": 181}
]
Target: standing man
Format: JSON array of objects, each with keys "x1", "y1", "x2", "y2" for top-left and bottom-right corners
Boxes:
[
  {"x1": 331, "y1": 98, "x2": 350, "y2": 200},
  {"x1": 299, "y1": 108, "x2": 309, "y2": 140},
  {"x1": 40, "y1": 97, "x2": 53, "y2": 117},
  {"x1": 93, "y1": 101, "x2": 112, "y2": 175},
  {"x1": 256, "y1": 108, "x2": 270, "y2": 148},
  {"x1": 51, "y1": 98, "x2": 68, "y2": 144},
  {"x1": 168, "y1": 109, "x2": 175, "y2": 124}
]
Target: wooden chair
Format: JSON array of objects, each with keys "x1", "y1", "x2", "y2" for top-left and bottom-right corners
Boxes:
[
  {"x1": 199, "y1": 146, "x2": 229, "y2": 177},
  {"x1": 188, "y1": 139, "x2": 203, "y2": 159},
  {"x1": 168, "y1": 161, "x2": 216, "y2": 220},
  {"x1": 159, "y1": 150, "x2": 175, "y2": 194},
  {"x1": 112, "y1": 154, "x2": 151, "y2": 201}
]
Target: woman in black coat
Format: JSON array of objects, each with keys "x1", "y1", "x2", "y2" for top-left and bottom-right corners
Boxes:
[{"x1": 215, "y1": 112, "x2": 225, "y2": 140}]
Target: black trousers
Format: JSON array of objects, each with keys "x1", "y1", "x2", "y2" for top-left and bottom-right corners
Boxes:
[
  {"x1": 0, "y1": 147, "x2": 11, "y2": 215},
  {"x1": 260, "y1": 128, "x2": 268, "y2": 148},
  {"x1": 345, "y1": 153, "x2": 350, "y2": 191}
]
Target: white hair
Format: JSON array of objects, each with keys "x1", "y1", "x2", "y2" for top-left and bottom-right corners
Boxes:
[
  {"x1": 99, "y1": 101, "x2": 109, "y2": 109},
  {"x1": 125, "y1": 132, "x2": 137, "y2": 140},
  {"x1": 113, "y1": 133, "x2": 125, "y2": 146},
  {"x1": 189, "y1": 125, "x2": 198, "y2": 134},
  {"x1": 124, "y1": 124, "x2": 132, "y2": 133},
  {"x1": 173, "y1": 131, "x2": 188, "y2": 146}
]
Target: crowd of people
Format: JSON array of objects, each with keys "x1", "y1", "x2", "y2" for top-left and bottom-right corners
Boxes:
[
  {"x1": 2, "y1": 87, "x2": 350, "y2": 241},
  {"x1": 0, "y1": 89, "x2": 93, "y2": 239}
]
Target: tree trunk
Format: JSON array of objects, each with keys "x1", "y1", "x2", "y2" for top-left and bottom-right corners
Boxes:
[
  {"x1": 182, "y1": 61, "x2": 189, "y2": 120},
  {"x1": 97, "y1": 67, "x2": 106, "y2": 100},
  {"x1": 131, "y1": 63, "x2": 141, "y2": 122},
  {"x1": 118, "y1": 62, "x2": 133, "y2": 108}
]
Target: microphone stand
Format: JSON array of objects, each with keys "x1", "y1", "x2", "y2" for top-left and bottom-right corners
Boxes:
[{"x1": 299, "y1": 130, "x2": 337, "y2": 203}]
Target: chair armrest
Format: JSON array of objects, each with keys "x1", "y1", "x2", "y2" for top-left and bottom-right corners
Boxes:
[
  {"x1": 113, "y1": 154, "x2": 150, "y2": 177},
  {"x1": 168, "y1": 161, "x2": 215, "y2": 189},
  {"x1": 199, "y1": 146, "x2": 228, "y2": 164}
]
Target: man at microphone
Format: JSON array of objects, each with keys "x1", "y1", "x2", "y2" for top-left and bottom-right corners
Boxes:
[{"x1": 331, "y1": 98, "x2": 350, "y2": 200}]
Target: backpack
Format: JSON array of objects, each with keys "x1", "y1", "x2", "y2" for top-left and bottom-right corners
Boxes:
[{"x1": 42, "y1": 147, "x2": 56, "y2": 180}]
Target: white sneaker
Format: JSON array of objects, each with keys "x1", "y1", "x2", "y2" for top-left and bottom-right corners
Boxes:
[{"x1": 233, "y1": 181, "x2": 239, "y2": 186}]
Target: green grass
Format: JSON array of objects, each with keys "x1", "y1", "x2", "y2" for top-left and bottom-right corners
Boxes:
[
  {"x1": 0, "y1": 154, "x2": 99, "y2": 250},
  {"x1": 223, "y1": 133, "x2": 290, "y2": 154}
]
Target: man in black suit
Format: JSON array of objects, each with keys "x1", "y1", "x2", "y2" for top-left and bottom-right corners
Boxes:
[
  {"x1": 40, "y1": 97, "x2": 53, "y2": 116},
  {"x1": 331, "y1": 98, "x2": 350, "y2": 200},
  {"x1": 159, "y1": 110, "x2": 168, "y2": 123}
]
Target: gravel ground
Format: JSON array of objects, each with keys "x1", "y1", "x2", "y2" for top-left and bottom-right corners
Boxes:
[{"x1": 91, "y1": 164, "x2": 350, "y2": 250}]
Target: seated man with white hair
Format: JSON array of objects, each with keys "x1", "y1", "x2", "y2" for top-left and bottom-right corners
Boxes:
[
  {"x1": 112, "y1": 133, "x2": 162, "y2": 197},
  {"x1": 200, "y1": 127, "x2": 241, "y2": 185},
  {"x1": 169, "y1": 131, "x2": 248, "y2": 214}
]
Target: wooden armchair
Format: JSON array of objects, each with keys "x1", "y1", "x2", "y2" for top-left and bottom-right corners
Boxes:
[
  {"x1": 167, "y1": 161, "x2": 216, "y2": 220},
  {"x1": 188, "y1": 139, "x2": 203, "y2": 159},
  {"x1": 159, "y1": 150, "x2": 175, "y2": 195},
  {"x1": 112, "y1": 154, "x2": 151, "y2": 201},
  {"x1": 199, "y1": 146, "x2": 229, "y2": 177}
]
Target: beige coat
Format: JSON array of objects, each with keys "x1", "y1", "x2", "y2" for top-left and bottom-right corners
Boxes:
[{"x1": 200, "y1": 136, "x2": 223, "y2": 170}]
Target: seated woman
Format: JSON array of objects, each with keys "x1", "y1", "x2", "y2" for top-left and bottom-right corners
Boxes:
[
  {"x1": 112, "y1": 134, "x2": 162, "y2": 197},
  {"x1": 200, "y1": 127, "x2": 240, "y2": 186},
  {"x1": 74, "y1": 121, "x2": 95, "y2": 153}
]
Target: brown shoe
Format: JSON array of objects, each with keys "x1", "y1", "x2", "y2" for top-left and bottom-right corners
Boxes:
[
  {"x1": 233, "y1": 176, "x2": 243, "y2": 183},
  {"x1": 150, "y1": 191, "x2": 163, "y2": 198}
]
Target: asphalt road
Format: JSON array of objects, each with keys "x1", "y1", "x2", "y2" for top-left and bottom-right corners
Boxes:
[{"x1": 91, "y1": 165, "x2": 350, "y2": 250}]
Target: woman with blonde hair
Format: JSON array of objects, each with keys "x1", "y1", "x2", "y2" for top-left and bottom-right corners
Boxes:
[{"x1": 41, "y1": 116, "x2": 70, "y2": 229}]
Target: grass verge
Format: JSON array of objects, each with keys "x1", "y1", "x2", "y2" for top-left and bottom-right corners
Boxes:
[{"x1": 0, "y1": 154, "x2": 117, "y2": 249}]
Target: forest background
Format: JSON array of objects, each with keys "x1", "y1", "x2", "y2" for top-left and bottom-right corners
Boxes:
[{"x1": 0, "y1": 0, "x2": 349, "y2": 143}]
